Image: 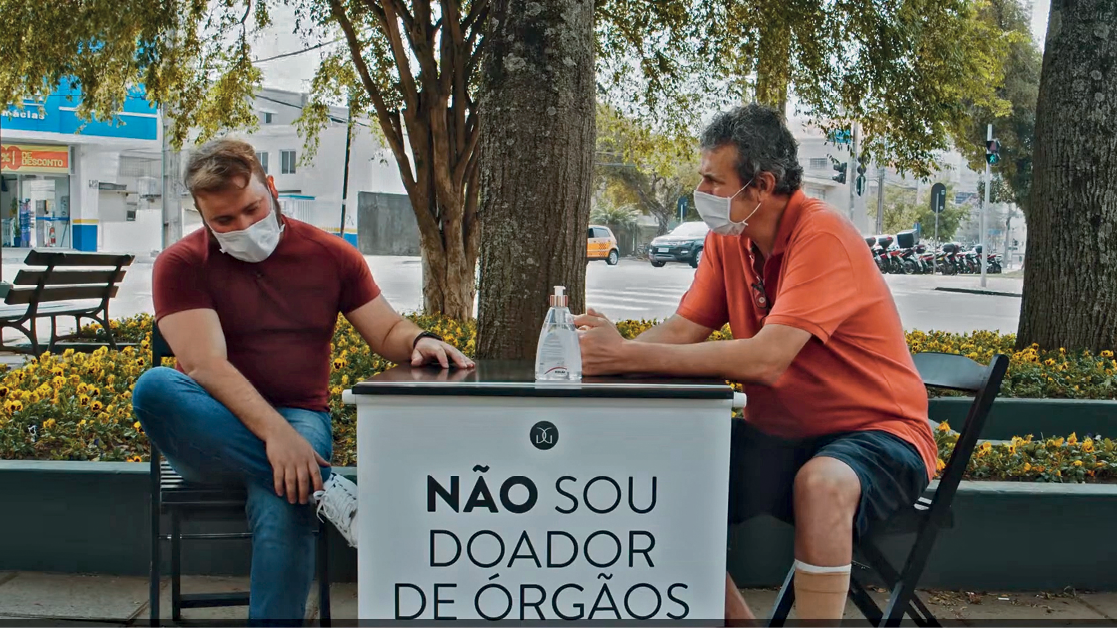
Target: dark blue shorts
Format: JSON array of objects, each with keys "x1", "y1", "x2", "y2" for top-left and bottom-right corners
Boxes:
[{"x1": 727, "y1": 419, "x2": 931, "y2": 540}]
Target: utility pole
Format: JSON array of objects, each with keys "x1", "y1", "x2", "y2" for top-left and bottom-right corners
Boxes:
[
  {"x1": 981, "y1": 123, "x2": 994, "y2": 287},
  {"x1": 849, "y1": 124, "x2": 859, "y2": 227},
  {"x1": 161, "y1": 105, "x2": 183, "y2": 250},
  {"x1": 160, "y1": 26, "x2": 182, "y2": 250},
  {"x1": 876, "y1": 165, "x2": 886, "y2": 233},
  {"x1": 338, "y1": 93, "x2": 355, "y2": 240}
]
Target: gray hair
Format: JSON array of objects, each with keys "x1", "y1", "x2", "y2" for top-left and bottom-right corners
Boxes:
[{"x1": 699, "y1": 104, "x2": 803, "y2": 194}]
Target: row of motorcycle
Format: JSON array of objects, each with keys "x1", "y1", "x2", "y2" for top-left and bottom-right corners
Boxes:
[{"x1": 867, "y1": 234, "x2": 1003, "y2": 275}]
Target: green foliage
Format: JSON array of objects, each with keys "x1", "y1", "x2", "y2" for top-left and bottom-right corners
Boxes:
[
  {"x1": 950, "y1": 0, "x2": 1041, "y2": 215},
  {"x1": 870, "y1": 182, "x2": 971, "y2": 241},
  {"x1": 0, "y1": 0, "x2": 265, "y2": 149},
  {"x1": 595, "y1": 103, "x2": 700, "y2": 233},
  {"x1": 664, "y1": 0, "x2": 1018, "y2": 180},
  {"x1": 589, "y1": 202, "x2": 639, "y2": 233}
]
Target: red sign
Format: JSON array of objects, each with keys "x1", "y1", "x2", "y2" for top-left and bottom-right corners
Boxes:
[{"x1": 1, "y1": 144, "x2": 70, "y2": 174}]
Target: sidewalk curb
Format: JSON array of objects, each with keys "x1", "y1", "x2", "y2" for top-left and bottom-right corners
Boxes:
[{"x1": 935, "y1": 286, "x2": 1022, "y2": 298}]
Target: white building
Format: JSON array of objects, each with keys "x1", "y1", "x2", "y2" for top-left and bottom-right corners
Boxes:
[
  {"x1": 173, "y1": 87, "x2": 408, "y2": 248},
  {"x1": 3, "y1": 84, "x2": 409, "y2": 255}
]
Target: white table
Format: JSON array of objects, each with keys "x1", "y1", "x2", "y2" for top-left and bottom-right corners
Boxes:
[{"x1": 346, "y1": 360, "x2": 739, "y2": 622}]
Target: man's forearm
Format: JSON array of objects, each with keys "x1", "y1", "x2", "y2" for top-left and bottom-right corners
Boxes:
[
  {"x1": 186, "y1": 360, "x2": 294, "y2": 442},
  {"x1": 635, "y1": 324, "x2": 694, "y2": 344},
  {"x1": 380, "y1": 317, "x2": 424, "y2": 364},
  {"x1": 618, "y1": 337, "x2": 780, "y2": 385}
]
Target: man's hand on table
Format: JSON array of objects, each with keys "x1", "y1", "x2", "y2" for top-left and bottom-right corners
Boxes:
[
  {"x1": 411, "y1": 336, "x2": 475, "y2": 369},
  {"x1": 575, "y1": 308, "x2": 630, "y2": 376},
  {"x1": 265, "y1": 423, "x2": 330, "y2": 505}
]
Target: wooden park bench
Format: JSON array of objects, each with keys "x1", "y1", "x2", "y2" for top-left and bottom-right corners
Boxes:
[{"x1": 0, "y1": 250, "x2": 135, "y2": 356}]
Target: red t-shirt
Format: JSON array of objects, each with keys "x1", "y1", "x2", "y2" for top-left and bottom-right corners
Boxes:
[
  {"x1": 677, "y1": 190, "x2": 937, "y2": 480},
  {"x1": 152, "y1": 215, "x2": 381, "y2": 412}
]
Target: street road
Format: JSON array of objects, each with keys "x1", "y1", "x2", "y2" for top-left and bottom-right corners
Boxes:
[{"x1": 0, "y1": 253, "x2": 1024, "y2": 348}]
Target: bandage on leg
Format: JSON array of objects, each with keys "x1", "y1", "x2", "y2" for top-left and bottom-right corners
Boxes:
[{"x1": 793, "y1": 560, "x2": 851, "y2": 620}]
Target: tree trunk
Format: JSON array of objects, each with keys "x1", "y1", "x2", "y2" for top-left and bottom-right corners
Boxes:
[
  {"x1": 326, "y1": 0, "x2": 483, "y2": 323},
  {"x1": 475, "y1": 0, "x2": 596, "y2": 360},
  {"x1": 1016, "y1": 0, "x2": 1117, "y2": 353},
  {"x1": 754, "y1": 20, "x2": 791, "y2": 115}
]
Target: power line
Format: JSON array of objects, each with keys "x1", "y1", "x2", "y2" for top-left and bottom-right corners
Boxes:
[
  {"x1": 253, "y1": 93, "x2": 376, "y2": 131},
  {"x1": 251, "y1": 38, "x2": 344, "y2": 64}
]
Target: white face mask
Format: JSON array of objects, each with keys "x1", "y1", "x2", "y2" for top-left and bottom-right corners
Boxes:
[
  {"x1": 692, "y1": 177, "x2": 762, "y2": 236},
  {"x1": 211, "y1": 204, "x2": 284, "y2": 263}
]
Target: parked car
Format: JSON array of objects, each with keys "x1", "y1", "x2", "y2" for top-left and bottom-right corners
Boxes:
[
  {"x1": 648, "y1": 221, "x2": 710, "y2": 268},
  {"x1": 587, "y1": 225, "x2": 620, "y2": 265}
]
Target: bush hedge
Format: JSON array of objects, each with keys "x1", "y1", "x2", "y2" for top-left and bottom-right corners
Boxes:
[{"x1": 0, "y1": 313, "x2": 1114, "y2": 483}]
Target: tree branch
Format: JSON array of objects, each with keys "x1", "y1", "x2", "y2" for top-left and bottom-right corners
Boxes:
[
  {"x1": 463, "y1": 150, "x2": 482, "y2": 260},
  {"x1": 372, "y1": 0, "x2": 419, "y2": 112},
  {"x1": 328, "y1": 0, "x2": 417, "y2": 199},
  {"x1": 406, "y1": 0, "x2": 441, "y2": 94},
  {"x1": 462, "y1": 0, "x2": 489, "y2": 33},
  {"x1": 453, "y1": 110, "x2": 479, "y2": 189}
]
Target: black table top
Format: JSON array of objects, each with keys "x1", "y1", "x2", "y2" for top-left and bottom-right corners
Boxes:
[{"x1": 351, "y1": 359, "x2": 734, "y2": 400}]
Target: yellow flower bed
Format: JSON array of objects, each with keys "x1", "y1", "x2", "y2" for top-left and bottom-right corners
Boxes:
[{"x1": 1, "y1": 313, "x2": 1113, "y2": 483}]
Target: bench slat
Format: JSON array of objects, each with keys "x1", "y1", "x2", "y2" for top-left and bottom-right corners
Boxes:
[
  {"x1": 23, "y1": 251, "x2": 135, "y2": 268},
  {"x1": 4, "y1": 285, "x2": 119, "y2": 305},
  {"x1": 13, "y1": 269, "x2": 126, "y2": 286}
]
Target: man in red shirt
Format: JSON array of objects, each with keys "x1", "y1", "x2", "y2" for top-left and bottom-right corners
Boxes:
[
  {"x1": 576, "y1": 104, "x2": 936, "y2": 623},
  {"x1": 132, "y1": 138, "x2": 472, "y2": 624}
]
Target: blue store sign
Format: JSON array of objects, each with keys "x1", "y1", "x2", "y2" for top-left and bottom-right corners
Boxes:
[{"x1": 1, "y1": 83, "x2": 158, "y2": 141}]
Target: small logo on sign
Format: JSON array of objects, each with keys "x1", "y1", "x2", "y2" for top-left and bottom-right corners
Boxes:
[{"x1": 531, "y1": 421, "x2": 558, "y2": 450}]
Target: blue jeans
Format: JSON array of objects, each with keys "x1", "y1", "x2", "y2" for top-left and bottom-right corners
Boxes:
[{"x1": 132, "y1": 367, "x2": 333, "y2": 625}]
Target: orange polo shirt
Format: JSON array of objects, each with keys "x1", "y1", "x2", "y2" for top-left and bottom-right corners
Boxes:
[{"x1": 677, "y1": 190, "x2": 937, "y2": 481}]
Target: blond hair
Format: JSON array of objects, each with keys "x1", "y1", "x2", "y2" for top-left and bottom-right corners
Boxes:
[{"x1": 183, "y1": 138, "x2": 269, "y2": 196}]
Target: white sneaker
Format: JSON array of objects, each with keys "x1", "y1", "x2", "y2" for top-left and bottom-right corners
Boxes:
[{"x1": 313, "y1": 474, "x2": 358, "y2": 548}]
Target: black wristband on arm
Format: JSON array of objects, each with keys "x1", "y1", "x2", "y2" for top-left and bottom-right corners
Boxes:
[{"x1": 412, "y1": 330, "x2": 444, "y2": 350}]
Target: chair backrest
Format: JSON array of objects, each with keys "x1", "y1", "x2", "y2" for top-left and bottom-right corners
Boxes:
[
  {"x1": 913, "y1": 351, "x2": 1010, "y2": 523},
  {"x1": 5, "y1": 250, "x2": 134, "y2": 308}
]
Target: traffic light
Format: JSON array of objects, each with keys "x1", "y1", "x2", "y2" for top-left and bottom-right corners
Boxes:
[
  {"x1": 986, "y1": 139, "x2": 1000, "y2": 165},
  {"x1": 856, "y1": 162, "x2": 867, "y2": 177},
  {"x1": 832, "y1": 161, "x2": 847, "y2": 184}
]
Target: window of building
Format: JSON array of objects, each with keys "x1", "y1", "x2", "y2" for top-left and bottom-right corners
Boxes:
[
  {"x1": 805, "y1": 186, "x2": 827, "y2": 200},
  {"x1": 281, "y1": 150, "x2": 297, "y2": 174},
  {"x1": 257, "y1": 151, "x2": 269, "y2": 174},
  {"x1": 809, "y1": 158, "x2": 828, "y2": 170},
  {"x1": 263, "y1": 112, "x2": 274, "y2": 124}
]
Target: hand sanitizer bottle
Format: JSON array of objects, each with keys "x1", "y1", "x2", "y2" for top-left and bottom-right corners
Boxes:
[{"x1": 535, "y1": 285, "x2": 583, "y2": 381}]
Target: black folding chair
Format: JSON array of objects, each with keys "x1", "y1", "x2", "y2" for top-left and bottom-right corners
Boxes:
[
  {"x1": 147, "y1": 323, "x2": 332, "y2": 626},
  {"x1": 766, "y1": 351, "x2": 1010, "y2": 627}
]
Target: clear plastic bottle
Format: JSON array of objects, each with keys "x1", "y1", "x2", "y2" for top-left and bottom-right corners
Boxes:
[{"x1": 535, "y1": 286, "x2": 583, "y2": 381}]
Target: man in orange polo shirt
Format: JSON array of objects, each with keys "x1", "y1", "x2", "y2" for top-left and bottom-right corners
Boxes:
[{"x1": 575, "y1": 103, "x2": 937, "y2": 623}]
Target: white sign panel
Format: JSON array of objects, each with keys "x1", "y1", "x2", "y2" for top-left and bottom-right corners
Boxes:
[{"x1": 356, "y1": 396, "x2": 732, "y2": 623}]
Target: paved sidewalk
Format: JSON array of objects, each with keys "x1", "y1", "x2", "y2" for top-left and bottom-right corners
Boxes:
[{"x1": 1, "y1": 571, "x2": 1115, "y2": 625}]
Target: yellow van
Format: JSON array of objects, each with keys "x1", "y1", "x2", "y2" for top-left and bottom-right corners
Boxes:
[{"x1": 587, "y1": 225, "x2": 620, "y2": 265}]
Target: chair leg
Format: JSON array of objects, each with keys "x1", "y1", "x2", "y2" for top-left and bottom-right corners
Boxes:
[
  {"x1": 171, "y1": 512, "x2": 182, "y2": 622},
  {"x1": 860, "y1": 540, "x2": 940, "y2": 627},
  {"x1": 766, "y1": 566, "x2": 796, "y2": 627},
  {"x1": 150, "y1": 508, "x2": 161, "y2": 626},
  {"x1": 318, "y1": 520, "x2": 331, "y2": 627},
  {"x1": 848, "y1": 570, "x2": 884, "y2": 625}
]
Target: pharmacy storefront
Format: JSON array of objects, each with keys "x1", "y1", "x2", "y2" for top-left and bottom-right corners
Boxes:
[
  {"x1": 1, "y1": 143, "x2": 74, "y2": 249},
  {"x1": 1, "y1": 84, "x2": 160, "y2": 252}
]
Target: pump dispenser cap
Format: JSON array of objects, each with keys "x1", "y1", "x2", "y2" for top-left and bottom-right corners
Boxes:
[{"x1": 549, "y1": 285, "x2": 568, "y2": 307}]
